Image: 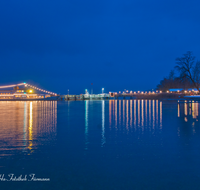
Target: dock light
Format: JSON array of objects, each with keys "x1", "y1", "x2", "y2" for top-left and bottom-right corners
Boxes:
[
  {"x1": 126, "y1": 90, "x2": 128, "y2": 93},
  {"x1": 130, "y1": 91, "x2": 132, "y2": 93},
  {"x1": 141, "y1": 91, "x2": 143, "y2": 94},
  {"x1": 138, "y1": 91, "x2": 140, "y2": 93},
  {"x1": 160, "y1": 91, "x2": 162, "y2": 93},
  {"x1": 134, "y1": 91, "x2": 136, "y2": 94},
  {"x1": 152, "y1": 91, "x2": 155, "y2": 94},
  {"x1": 167, "y1": 91, "x2": 169, "y2": 93},
  {"x1": 29, "y1": 90, "x2": 33, "y2": 93}
]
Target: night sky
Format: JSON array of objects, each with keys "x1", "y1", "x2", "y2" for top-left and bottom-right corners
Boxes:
[{"x1": 0, "y1": 0, "x2": 200, "y2": 94}]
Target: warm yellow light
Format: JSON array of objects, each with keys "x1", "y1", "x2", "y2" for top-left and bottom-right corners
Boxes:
[
  {"x1": 167, "y1": 91, "x2": 169, "y2": 93},
  {"x1": 29, "y1": 90, "x2": 33, "y2": 93}
]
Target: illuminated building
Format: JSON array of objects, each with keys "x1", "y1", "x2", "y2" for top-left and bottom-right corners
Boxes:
[{"x1": 0, "y1": 83, "x2": 57, "y2": 100}]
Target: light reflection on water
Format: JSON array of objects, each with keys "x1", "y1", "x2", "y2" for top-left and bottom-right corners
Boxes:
[
  {"x1": 107, "y1": 99, "x2": 163, "y2": 132},
  {"x1": 0, "y1": 100, "x2": 200, "y2": 189},
  {"x1": 84, "y1": 99, "x2": 164, "y2": 150},
  {"x1": 83, "y1": 100, "x2": 200, "y2": 149},
  {"x1": 1, "y1": 100, "x2": 199, "y2": 153},
  {"x1": 177, "y1": 101, "x2": 199, "y2": 136},
  {"x1": 0, "y1": 101, "x2": 57, "y2": 156}
]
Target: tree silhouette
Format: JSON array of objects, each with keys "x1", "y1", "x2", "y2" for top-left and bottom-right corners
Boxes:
[{"x1": 175, "y1": 51, "x2": 200, "y2": 92}]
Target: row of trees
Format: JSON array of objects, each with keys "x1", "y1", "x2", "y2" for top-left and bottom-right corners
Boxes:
[{"x1": 157, "y1": 51, "x2": 200, "y2": 92}]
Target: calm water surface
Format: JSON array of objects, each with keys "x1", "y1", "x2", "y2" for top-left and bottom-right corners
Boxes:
[{"x1": 0, "y1": 100, "x2": 200, "y2": 190}]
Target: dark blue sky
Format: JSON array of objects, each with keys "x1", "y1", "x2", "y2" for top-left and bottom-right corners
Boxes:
[{"x1": 0, "y1": 0, "x2": 200, "y2": 94}]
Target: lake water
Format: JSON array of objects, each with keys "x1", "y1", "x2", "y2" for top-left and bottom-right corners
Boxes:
[{"x1": 0, "y1": 100, "x2": 200, "y2": 190}]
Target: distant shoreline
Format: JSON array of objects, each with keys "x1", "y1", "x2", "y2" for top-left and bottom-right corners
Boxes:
[{"x1": 0, "y1": 96, "x2": 200, "y2": 101}]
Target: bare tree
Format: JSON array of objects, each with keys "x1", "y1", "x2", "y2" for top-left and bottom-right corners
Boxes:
[{"x1": 175, "y1": 51, "x2": 200, "y2": 92}]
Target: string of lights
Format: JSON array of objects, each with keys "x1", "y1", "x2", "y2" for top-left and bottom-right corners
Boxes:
[
  {"x1": 0, "y1": 83, "x2": 57, "y2": 95},
  {"x1": 26, "y1": 84, "x2": 57, "y2": 95},
  {"x1": 0, "y1": 83, "x2": 25, "y2": 89}
]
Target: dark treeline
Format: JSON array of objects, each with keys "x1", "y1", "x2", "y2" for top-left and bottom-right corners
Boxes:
[
  {"x1": 157, "y1": 51, "x2": 200, "y2": 92},
  {"x1": 156, "y1": 70, "x2": 193, "y2": 91}
]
